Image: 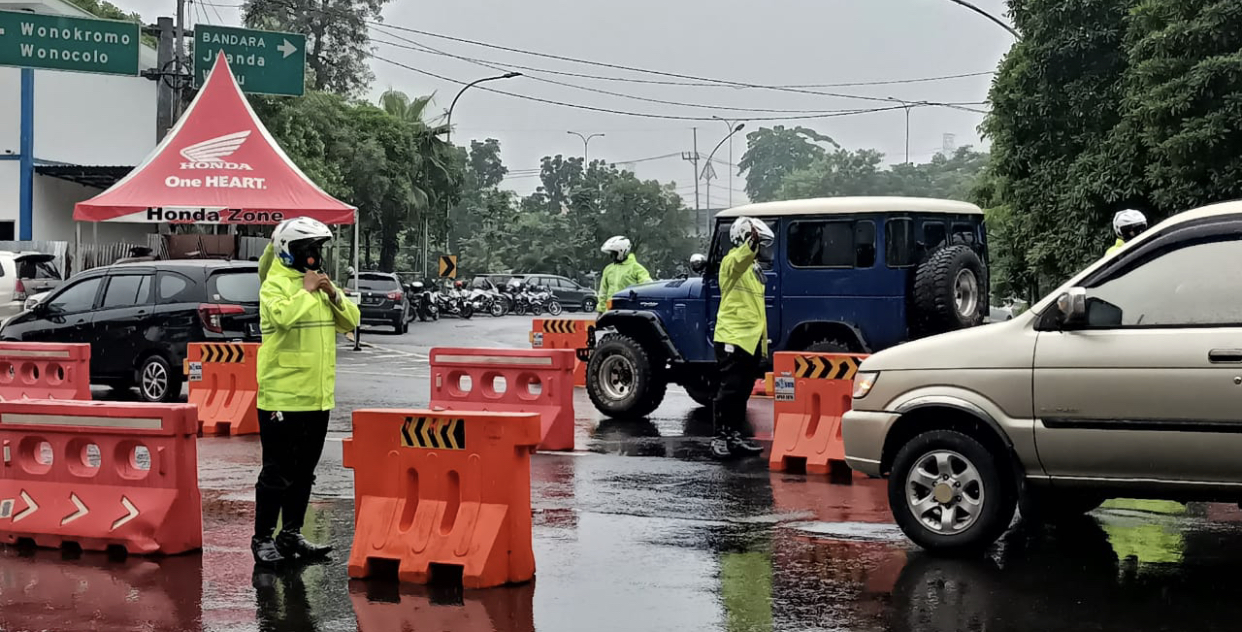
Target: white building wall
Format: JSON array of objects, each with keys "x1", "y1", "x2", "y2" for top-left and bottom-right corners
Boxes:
[
  {"x1": 0, "y1": 67, "x2": 18, "y2": 157},
  {"x1": 0, "y1": 162, "x2": 18, "y2": 234},
  {"x1": 33, "y1": 174, "x2": 154, "y2": 244}
]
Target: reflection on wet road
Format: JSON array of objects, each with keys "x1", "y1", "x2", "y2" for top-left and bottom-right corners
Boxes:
[{"x1": 3, "y1": 318, "x2": 1242, "y2": 631}]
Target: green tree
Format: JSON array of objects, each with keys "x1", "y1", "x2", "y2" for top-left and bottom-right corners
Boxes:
[
  {"x1": 1119, "y1": 0, "x2": 1242, "y2": 212},
  {"x1": 468, "y1": 138, "x2": 508, "y2": 189},
  {"x1": 981, "y1": 0, "x2": 1138, "y2": 298},
  {"x1": 738, "y1": 126, "x2": 839, "y2": 203},
  {"x1": 244, "y1": 0, "x2": 391, "y2": 96},
  {"x1": 774, "y1": 146, "x2": 989, "y2": 201}
]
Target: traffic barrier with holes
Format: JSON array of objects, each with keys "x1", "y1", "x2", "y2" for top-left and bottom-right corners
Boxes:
[
  {"x1": 343, "y1": 408, "x2": 540, "y2": 588},
  {"x1": 529, "y1": 318, "x2": 592, "y2": 387},
  {"x1": 429, "y1": 347, "x2": 575, "y2": 452},
  {"x1": 769, "y1": 352, "x2": 869, "y2": 476},
  {"x1": 0, "y1": 399, "x2": 202, "y2": 554},
  {"x1": 0, "y1": 342, "x2": 90, "y2": 401},
  {"x1": 185, "y1": 342, "x2": 259, "y2": 436}
]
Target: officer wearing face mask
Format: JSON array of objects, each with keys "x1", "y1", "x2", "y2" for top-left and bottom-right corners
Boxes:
[{"x1": 251, "y1": 217, "x2": 360, "y2": 567}]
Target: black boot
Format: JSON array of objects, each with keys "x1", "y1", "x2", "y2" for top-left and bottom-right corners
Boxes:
[
  {"x1": 727, "y1": 431, "x2": 764, "y2": 456},
  {"x1": 275, "y1": 531, "x2": 333, "y2": 560},
  {"x1": 710, "y1": 432, "x2": 734, "y2": 460},
  {"x1": 251, "y1": 536, "x2": 285, "y2": 567}
]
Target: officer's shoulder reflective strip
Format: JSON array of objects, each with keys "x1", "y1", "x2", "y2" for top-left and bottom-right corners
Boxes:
[
  {"x1": 792, "y1": 355, "x2": 861, "y2": 380},
  {"x1": 401, "y1": 416, "x2": 465, "y2": 450}
]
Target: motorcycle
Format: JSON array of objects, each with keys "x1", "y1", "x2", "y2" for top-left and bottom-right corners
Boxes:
[
  {"x1": 469, "y1": 288, "x2": 508, "y2": 318},
  {"x1": 511, "y1": 284, "x2": 562, "y2": 316},
  {"x1": 436, "y1": 284, "x2": 474, "y2": 319},
  {"x1": 409, "y1": 281, "x2": 438, "y2": 322}
]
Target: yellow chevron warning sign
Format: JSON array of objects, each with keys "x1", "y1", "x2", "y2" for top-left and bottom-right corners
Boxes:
[
  {"x1": 793, "y1": 354, "x2": 861, "y2": 380},
  {"x1": 400, "y1": 416, "x2": 465, "y2": 450},
  {"x1": 200, "y1": 343, "x2": 246, "y2": 363},
  {"x1": 539, "y1": 319, "x2": 578, "y2": 334}
]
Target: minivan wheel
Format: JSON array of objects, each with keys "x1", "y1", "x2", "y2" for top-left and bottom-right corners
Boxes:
[
  {"x1": 139, "y1": 354, "x2": 182, "y2": 403},
  {"x1": 583, "y1": 297, "x2": 598, "y2": 313},
  {"x1": 587, "y1": 334, "x2": 667, "y2": 418},
  {"x1": 888, "y1": 430, "x2": 1016, "y2": 554}
]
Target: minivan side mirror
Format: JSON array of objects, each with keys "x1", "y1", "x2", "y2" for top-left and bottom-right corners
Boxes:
[
  {"x1": 1055, "y1": 287, "x2": 1087, "y2": 327},
  {"x1": 689, "y1": 253, "x2": 706, "y2": 273}
]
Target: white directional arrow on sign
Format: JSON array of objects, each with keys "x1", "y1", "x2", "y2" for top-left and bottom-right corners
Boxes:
[
  {"x1": 13, "y1": 491, "x2": 36, "y2": 522},
  {"x1": 60, "y1": 493, "x2": 88, "y2": 526},
  {"x1": 277, "y1": 39, "x2": 298, "y2": 58},
  {"x1": 111, "y1": 496, "x2": 139, "y2": 531}
]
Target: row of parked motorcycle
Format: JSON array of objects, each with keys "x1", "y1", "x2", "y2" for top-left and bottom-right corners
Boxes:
[{"x1": 404, "y1": 280, "x2": 564, "y2": 321}]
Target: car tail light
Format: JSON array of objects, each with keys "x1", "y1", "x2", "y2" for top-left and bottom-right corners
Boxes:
[
  {"x1": 198, "y1": 303, "x2": 245, "y2": 334},
  {"x1": 13, "y1": 279, "x2": 27, "y2": 302},
  {"x1": 387, "y1": 291, "x2": 404, "y2": 301}
]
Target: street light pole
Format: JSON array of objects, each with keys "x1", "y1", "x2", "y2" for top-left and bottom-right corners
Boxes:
[
  {"x1": 887, "y1": 97, "x2": 913, "y2": 164},
  {"x1": 567, "y1": 131, "x2": 605, "y2": 165},
  {"x1": 703, "y1": 123, "x2": 744, "y2": 212},
  {"x1": 943, "y1": 0, "x2": 1020, "y2": 38},
  {"x1": 438, "y1": 71, "x2": 521, "y2": 268},
  {"x1": 712, "y1": 116, "x2": 744, "y2": 207}
]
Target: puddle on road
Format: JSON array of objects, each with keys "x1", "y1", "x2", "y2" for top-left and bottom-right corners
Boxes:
[{"x1": 784, "y1": 520, "x2": 906, "y2": 542}]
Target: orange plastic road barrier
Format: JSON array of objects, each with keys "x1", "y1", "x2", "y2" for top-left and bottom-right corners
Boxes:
[
  {"x1": 343, "y1": 408, "x2": 540, "y2": 588},
  {"x1": 0, "y1": 342, "x2": 90, "y2": 401},
  {"x1": 186, "y1": 342, "x2": 260, "y2": 436},
  {"x1": 0, "y1": 399, "x2": 202, "y2": 554},
  {"x1": 769, "y1": 352, "x2": 868, "y2": 475},
  {"x1": 429, "y1": 347, "x2": 576, "y2": 452},
  {"x1": 530, "y1": 318, "x2": 592, "y2": 387}
]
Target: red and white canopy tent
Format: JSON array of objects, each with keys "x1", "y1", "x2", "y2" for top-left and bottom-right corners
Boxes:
[{"x1": 74, "y1": 52, "x2": 359, "y2": 278}]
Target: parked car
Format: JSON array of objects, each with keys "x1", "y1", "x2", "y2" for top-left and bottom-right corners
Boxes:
[
  {"x1": 524, "y1": 274, "x2": 597, "y2": 312},
  {"x1": 346, "y1": 271, "x2": 410, "y2": 333},
  {"x1": 0, "y1": 260, "x2": 260, "y2": 403},
  {"x1": 0, "y1": 252, "x2": 63, "y2": 320},
  {"x1": 842, "y1": 199, "x2": 1242, "y2": 554},
  {"x1": 587, "y1": 197, "x2": 988, "y2": 417}
]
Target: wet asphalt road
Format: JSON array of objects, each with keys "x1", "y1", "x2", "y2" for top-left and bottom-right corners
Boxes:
[{"x1": 4, "y1": 315, "x2": 1242, "y2": 631}]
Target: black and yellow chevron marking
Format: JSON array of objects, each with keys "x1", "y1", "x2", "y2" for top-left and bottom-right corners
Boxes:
[
  {"x1": 793, "y1": 355, "x2": 861, "y2": 381},
  {"x1": 540, "y1": 319, "x2": 578, "y2": 334},
  {"x1": 400, "y1": 416, "x2": 466, "y2": 450},
  {"x1": 200, "y1": 343, "x2": 246, "y2": 363}
]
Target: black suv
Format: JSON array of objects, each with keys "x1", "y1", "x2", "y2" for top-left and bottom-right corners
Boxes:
[
  {"x1": 0, "y1": 260, "x2": 260, "y2": 403},
  {"x1": 347, "y1": 272, "x2": 410, "y2": 333}
]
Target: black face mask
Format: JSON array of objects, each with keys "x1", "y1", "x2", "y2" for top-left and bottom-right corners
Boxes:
[{"x1": 288, "y1": 239, "x2": 326, "y2": 272}]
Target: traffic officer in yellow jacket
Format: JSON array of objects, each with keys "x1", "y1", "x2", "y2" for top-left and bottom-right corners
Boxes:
[
  {"x1": 711, "y1": 216, "x2": 774, "y2": 459},
  {"x1": 1106, "y1": 209, "x2": 1148, "y2": 256},
  {"x1": 252, "y1": 216, "x2": 360, "y2": 567},
  {"x1": 597, "y1": 236, "x2": 652, "y2": 313}
]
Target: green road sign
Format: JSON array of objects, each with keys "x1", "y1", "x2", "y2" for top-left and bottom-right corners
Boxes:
[
  {"x1": 0, "y1": 10, "x2": 140, "y2": 76},
  {"x1": 195, "y1": 25, "x2": 305, "y2": 97}
]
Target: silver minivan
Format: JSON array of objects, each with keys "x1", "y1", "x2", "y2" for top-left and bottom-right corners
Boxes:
[{"x1": 843, "y1": 199, "x2": 1242, "y2": 553}]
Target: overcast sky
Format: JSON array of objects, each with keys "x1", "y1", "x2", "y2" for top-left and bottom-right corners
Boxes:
[{"x1": 120, "y1": 0, "x2": 1015, "y2": 208}]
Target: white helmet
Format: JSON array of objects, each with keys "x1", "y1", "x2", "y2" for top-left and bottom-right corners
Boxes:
[
  {"x1": 272, "y1": 216, "x2": 333, "y2": 271},
  {"x1": 730, "y1": 216, "x2": 774, "y2": 247},
  {"x1": 601, "y1": 236, "x2": 632, "y2": 263},
  {"x1": 1113, "y1": 209, "x2": 1148, "y2": 241}
]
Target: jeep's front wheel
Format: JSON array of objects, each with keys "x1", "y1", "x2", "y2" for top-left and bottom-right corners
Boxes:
[
  {"x1": 888, "y1": 430, "x2": 1016, "y2": 554},
  {"x1": 587, "y1": 334, "x2": 667, "y2": 418}
]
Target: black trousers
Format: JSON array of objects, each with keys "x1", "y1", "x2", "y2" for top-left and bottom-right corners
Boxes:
[
  {"x1": 254, "y1": 409, "x2": 330, "y2": 539},
  {"x1": 713, "y1": 342, "x2": 760, "y2": 435}
]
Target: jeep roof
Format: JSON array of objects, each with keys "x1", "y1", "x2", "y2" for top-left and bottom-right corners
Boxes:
[{"x1": 716, "y1": 196, "x2": 983, "y2": 218}]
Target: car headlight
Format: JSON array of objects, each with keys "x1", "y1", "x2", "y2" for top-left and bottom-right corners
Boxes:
[{"x1": 852, "y1": 371, "x2": 879, "y2": 399}]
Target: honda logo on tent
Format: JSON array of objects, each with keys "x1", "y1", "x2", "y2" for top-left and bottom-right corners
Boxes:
[{"x1": 180, "y1": 131, "x2": 253, "y2": 171}]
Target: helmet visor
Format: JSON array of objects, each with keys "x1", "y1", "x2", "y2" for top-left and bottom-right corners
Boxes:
[{"x1": 288, "y1": 237, "x2": 328, "y2": 272}]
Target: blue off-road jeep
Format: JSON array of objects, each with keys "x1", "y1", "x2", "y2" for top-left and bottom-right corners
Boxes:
[{"x1": 586, "y1": 197, "x2": 989, "y2": 418}]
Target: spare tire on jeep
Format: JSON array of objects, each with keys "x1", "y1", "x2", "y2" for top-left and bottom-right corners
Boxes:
[{"x1": 913, "y1": 244, "x2": 986, "y2": 333}]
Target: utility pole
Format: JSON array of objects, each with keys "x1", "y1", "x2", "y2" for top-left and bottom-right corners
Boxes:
[
  {"x1": 174, "y1": 0, "x2": 186, "y2": 117},
  {"x1": 153, "y1": 17, "x2": 175, "y2": 141},
  {"x1": 681, "y1": 128, "x2": 701, "y2": 232}
]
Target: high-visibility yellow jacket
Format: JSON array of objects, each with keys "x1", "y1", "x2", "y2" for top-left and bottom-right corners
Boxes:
[
  {"x1": 256, "y1": 244, "x2": 360, "y2": 412},
  {"x1": 597, "y1": 253, "x2": 652, "y2": 312},
  {"x1": 713, "y1": 242, "x2": 768, "y2": 356},
  {"x1": 1105, "y1": 238, "x2": 1125, "y2": 256}
]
